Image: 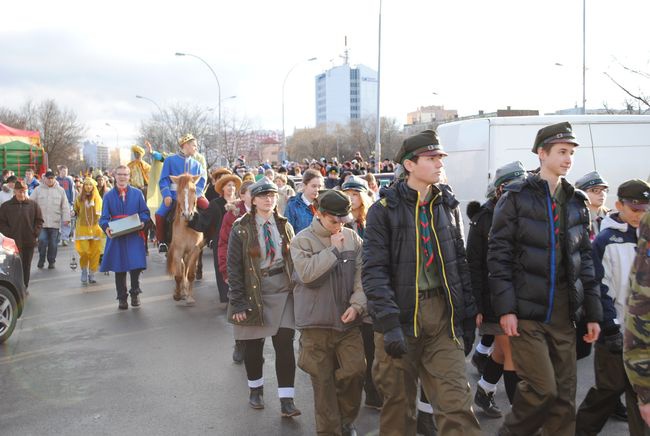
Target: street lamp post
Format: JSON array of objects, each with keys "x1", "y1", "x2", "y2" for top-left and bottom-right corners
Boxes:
[
  {"x1": 105, "y1": 122, "x2": 119, "y2": 149},
  {"x1": 374, "y1": 0, "x2": 383, "y2": 173},
  {"x1": 175, "y1": 52, "x2": 223, "y2": 155},
  {"x1": 135, "y1": 94, "x2": 166, "y2": 149},
  {"x1": 282, "y1": 57, "x2": 317, "y2": 163}
]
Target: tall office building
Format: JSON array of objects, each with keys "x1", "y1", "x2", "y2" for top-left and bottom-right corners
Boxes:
[{"x1": 315, "y1": 63, "x2": 378, "y2": 127}]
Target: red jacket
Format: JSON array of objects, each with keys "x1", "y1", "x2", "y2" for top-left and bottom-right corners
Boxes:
[{"x1": 218, "y1": 200, "x2": 247, "y2": 281}]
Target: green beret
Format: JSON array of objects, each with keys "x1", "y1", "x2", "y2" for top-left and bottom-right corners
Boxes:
[
  {"x1": 317, "y1": 190, "x2": 353, "y2": 223},
  {"x1": 532, "y1": 122, "x2": 579, "y2": 154},
  {"x1": 341, "y1": 175, "x2": 368, "y2": 192},
  {"x1": 493, "y1": 161, "x2": 527, "y2": 187},
  {"x1": 395, "y1": 130, "x2": 448, "y2": 164},
  {"x1": 250, "y1": 180, "x2": 278, "y2": 197},
  {"x1": 575, "y1": 171, "x2": 608, "y2": 190}
]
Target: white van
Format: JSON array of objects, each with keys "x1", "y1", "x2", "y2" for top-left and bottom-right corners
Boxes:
[{"x1": 437, "y1": 115, "x2": 650, "y2": 222}]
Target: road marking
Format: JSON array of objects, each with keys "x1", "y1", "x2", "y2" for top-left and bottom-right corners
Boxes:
[{"x1": 0, "y1": 326, "x2": 167, "y2": 365}]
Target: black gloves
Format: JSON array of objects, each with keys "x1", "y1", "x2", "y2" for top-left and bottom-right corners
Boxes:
[
  {"x1": 603, "y1": 326, "x2": 623, "y2": 354},
  {"x1": 462, "y1": 317, "x2": 476, "y2": 357},
  {"x1": 383, "y1": 327, "x2": 408, "y2": 358}
]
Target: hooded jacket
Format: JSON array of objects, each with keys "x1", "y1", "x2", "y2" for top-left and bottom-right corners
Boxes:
[
  {"x1": 488, "y1": 175, "x2": 603, "y2": 323},
  {"x1": 362, "y1": 180, "x2": 476, "y2": 339},
  {"x1": 593, "y1": 213, "x2": 638, "y2": 329}
]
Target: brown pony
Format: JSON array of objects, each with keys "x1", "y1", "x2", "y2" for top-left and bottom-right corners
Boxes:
[{"x1": 167, "y1": 174, "x2": 205, "y2": 305}]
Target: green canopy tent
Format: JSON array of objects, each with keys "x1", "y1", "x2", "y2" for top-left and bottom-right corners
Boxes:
[{"x1": 0, "y1": 140, "x2": 47, "y2": 177}]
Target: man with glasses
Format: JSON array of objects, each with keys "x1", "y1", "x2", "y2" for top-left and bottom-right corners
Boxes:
[
  {"x1": 99, "y1": 166, "x2": 150, "y2": 310},
  {"x1": 575, "y1": 171, "x2": 610, "y2": 240}
]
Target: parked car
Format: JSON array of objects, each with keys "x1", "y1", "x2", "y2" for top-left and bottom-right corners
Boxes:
[{"x1": 0, "y1": 232, "x2": 27, "y2": 344}]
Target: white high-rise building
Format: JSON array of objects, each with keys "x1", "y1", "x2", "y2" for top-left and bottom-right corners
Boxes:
[{"x1": 315, "y1": 63, "x2": 378, "y2": 126}]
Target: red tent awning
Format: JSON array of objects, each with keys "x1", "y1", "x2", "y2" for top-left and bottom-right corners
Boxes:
[{"x1": 0, "y1": 123, "x2": 40, "y2": 138}]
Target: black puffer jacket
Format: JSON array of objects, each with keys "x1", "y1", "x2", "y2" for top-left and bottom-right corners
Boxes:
[
  {"x1": 488, "y1": 175, "x2": 602, "y2": 323},
  {"x1": 362, "y1": 180, "x2": 477, "y2": 339},
  {"x1": 466, "y1": 199, "x2": 498, "y2": 323}
]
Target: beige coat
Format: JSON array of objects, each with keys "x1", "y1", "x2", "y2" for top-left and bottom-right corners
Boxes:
[
  {"x1": 290, "y1": 216, "x2": 366, "y2": 331},
  {"x1": 30, "y1": 183, "x2": 71, "y2": 229}
]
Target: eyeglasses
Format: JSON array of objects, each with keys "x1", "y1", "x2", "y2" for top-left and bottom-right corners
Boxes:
[
  {"x1": 115, "y1": 173, "x2": 130, "y2": 177},
  {"x1": 587, "y1": 187, "x2": 608, "y2": 194}
]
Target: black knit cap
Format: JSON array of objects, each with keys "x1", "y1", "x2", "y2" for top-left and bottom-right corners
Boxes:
[
  {"x1": 532, "y1": 121, "x2": 579, "y2": 154},
  {"x1": 395, "y1": 130, "x2": 448, "y2": 164}
]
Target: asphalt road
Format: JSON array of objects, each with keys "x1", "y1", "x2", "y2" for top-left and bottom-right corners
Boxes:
[{"x1": 0, "y1": 244, "x2": 628, "y2": 435}]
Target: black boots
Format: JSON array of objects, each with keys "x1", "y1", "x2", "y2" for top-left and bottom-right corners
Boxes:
[
  {"x1": 474, "y1": 385, "x2": 503, "y2": 418},
  {"x1": 280, "y1": 398, "x2": 301, "y2": 418},
  {"x1": 416, "y1": 410, "x2": 437, "y2": 436},
  {"x1": 249, "y1": 387, "x2": 264, "y2": 409},
  {"x1": 118, "y1": 299, "x2": 128, "y2": 310},
  {"x1": 130, "y1": 292, "x2": 141, "y2": 307},
  {"x1": 232, "y1": 340, "x2": 245, "y2": 364}
]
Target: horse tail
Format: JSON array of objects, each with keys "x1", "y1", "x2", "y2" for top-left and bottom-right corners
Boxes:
[{"x1": 166, "y1": 243, "x2": 175, "y2": 275}]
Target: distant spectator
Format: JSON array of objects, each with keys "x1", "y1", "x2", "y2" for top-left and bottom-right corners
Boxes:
[
  {"x1": 0, "y1": 175, "x2": 17, "y2": 206},
  {"x1": 24, "y1": 169, "x2": 40, "y2": 196},
  {"x1": 274, "y1": 174, "x2": 295, "y2": 216}
]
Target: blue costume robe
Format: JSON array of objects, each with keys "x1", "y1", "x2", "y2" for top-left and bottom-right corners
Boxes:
[
  {"x1": 99, "y1": 186, "x2": 150, "y2": 273},
  {"x1": 157, "y1": 153, "x2": 206, "y2": 216}
]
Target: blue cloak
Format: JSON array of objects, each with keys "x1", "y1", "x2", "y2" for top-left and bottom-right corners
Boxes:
[{"x1": 99, "y1": 186, "x2": 150, "y2": 273}]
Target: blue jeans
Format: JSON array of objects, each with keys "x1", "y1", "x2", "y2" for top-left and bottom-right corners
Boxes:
[{"x1": 38, "y1": 228, "x2": 60, "y2": 265}]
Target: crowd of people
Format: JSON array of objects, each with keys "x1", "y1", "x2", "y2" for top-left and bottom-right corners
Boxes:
[{"x1": 0, "y1": 123, "x2": 649, "y2": 436}]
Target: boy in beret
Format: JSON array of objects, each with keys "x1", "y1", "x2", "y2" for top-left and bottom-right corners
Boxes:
[
  {"x1": 488, "y1": 121, "x2": 602, "y2": 436},
  {"x1": 363, "y1": 129, "x2": 480, "y2": 435},
  {"x1": 575, "y1": 170, "x2": 611, "y2": 240},
  {"x1": 290, "y1": 189, "x2": 367, "y2": 436},
  {"x1": 576, "y1": 179, "x2": 650, "y2": 435}
]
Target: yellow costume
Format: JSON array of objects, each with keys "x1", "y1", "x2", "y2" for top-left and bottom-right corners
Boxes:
[
  {"x1": 74, "y1": 178, "x2": 104, "y2": 283},
  {"x1": 128, "y1": 145, "x2": 152, "y2": 190}
]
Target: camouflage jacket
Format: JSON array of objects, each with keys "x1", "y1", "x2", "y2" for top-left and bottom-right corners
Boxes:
[{"x1": 624, "y1": 211, "x2": 650, "y2": 404}]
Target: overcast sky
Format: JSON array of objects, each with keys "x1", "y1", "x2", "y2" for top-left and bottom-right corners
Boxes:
[{"x1": 2, "y1": 0, "x2": 649, "y2": 148}]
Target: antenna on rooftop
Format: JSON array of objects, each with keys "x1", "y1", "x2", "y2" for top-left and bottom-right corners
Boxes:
[{"x1": 341, "y1": 35, "x2": 350, "y2": 65}]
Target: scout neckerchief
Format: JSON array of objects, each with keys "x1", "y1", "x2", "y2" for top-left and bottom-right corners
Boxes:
[
  {"x1": 263, "y1": 220, "x2": 276, "y2": 263},
  {"x1": 419, "y1": 199, "x2": 435, "y2": 268}
]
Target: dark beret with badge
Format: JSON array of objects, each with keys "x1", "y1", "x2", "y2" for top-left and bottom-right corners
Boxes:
[
  {"x1": 575, "y1": 171, "x2": 608, "y2": 191},
  {"x1": 617, "y1": 179, "x2": 650, "y2": 211},
  {"x1": 249, "y1": 180, "x2": 278, "y2": 197},
  {"x1": 532, "y1": 122, "x2": 579, "y2": 154},
  {"x1": 493, "y1": 161, "x2": 527, "y2": 187},
  {"x1": 316, "y1": 190, "x2": 354, "y2": 223},
  {"x1": 395, "y1": 129, "x2": 448, "y2": 164}
]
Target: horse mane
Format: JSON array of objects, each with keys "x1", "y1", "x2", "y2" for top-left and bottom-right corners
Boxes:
[{"x1": 173, "y1": 173, "x2": 197, "y2": 218}]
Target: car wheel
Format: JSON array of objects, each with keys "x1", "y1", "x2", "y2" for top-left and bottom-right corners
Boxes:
[{"x1": 0, "y1": 286, "x2": 18, "y2": 344}]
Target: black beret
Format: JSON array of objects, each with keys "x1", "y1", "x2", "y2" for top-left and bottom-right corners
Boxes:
[
  {"x1": 532, "y1": 122, "x2": 579, "y2": 154},
  {"x1": 317, "y1": 190, "x2": 353, "y2": 222},
  {"x1": 617, "y1": 179, "x2": 650, "y2": 208},
  {"x1": 395, "y1": 130, "x2": 448, "y2": 164}
]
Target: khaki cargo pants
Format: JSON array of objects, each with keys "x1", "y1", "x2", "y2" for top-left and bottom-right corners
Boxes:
[
  {"x1": 373, "y1": 293, "x2": 481, "y2": 436},
  {"x1": 299, "y1": 327, "x2": 365, "y2": 436},
  {"x1": 502, "y1": 285, "x2": 577, "y2": 436}
]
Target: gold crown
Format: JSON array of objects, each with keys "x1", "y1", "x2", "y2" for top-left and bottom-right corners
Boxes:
[{"x1": 178, "y1": 133, "x2": 196, "y2": 146}]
